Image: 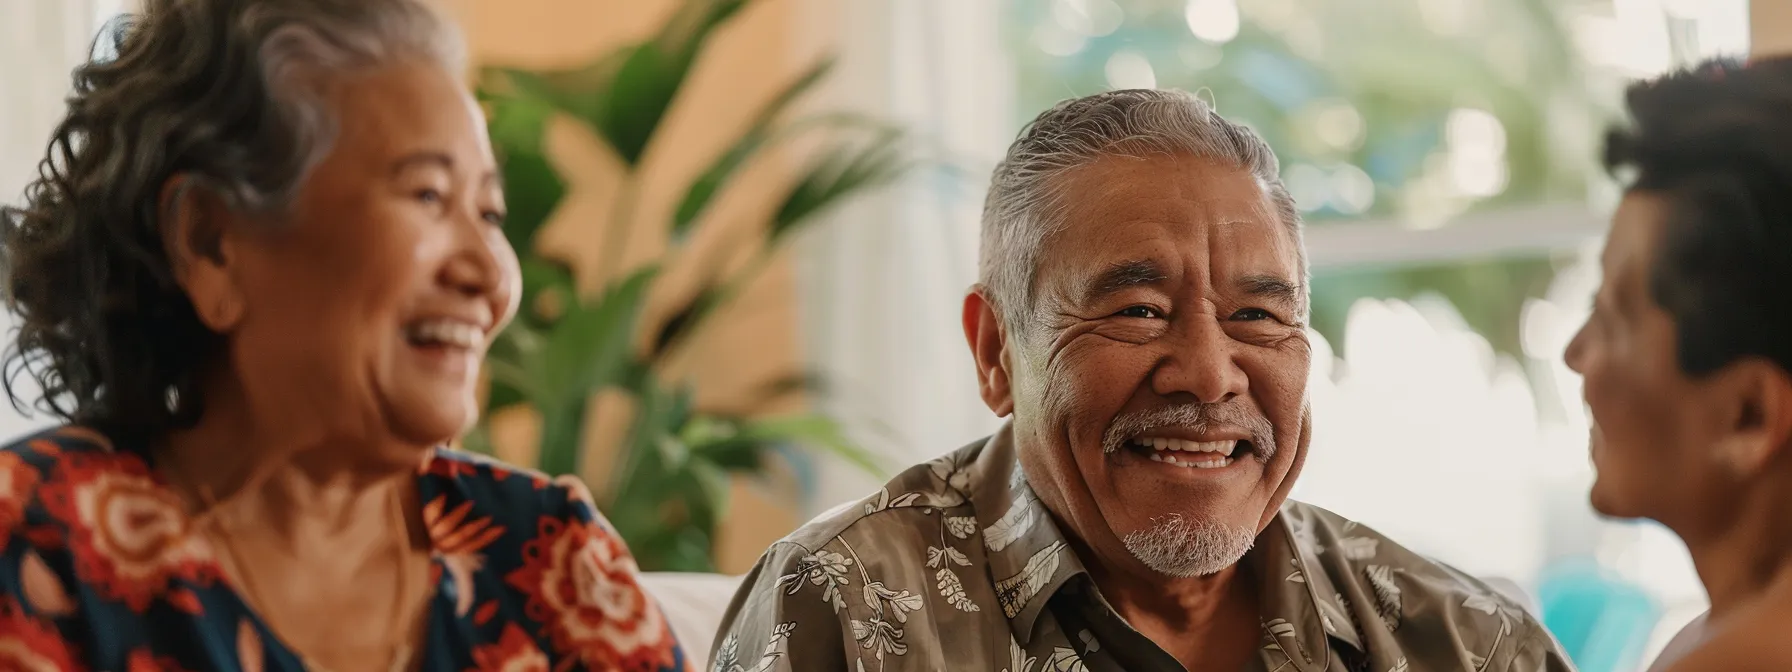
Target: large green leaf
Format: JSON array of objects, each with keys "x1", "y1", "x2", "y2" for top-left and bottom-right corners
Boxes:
[
  {"x1": 670, "y1": 57, "x2": 836, "y2": 241},
  {"x1": 772, "y1": 129, "x2": 910, "y2": 240},
  {"x1": 530, "y1": 266, "x2": 659, "y2": 405},
  {"x1": 486, "y1": 94, "x2": 565, "y2": 252},
  {"x1": 536, "y1": 401, "x2": 588, "y2": 478},
  {"x1": 588, "y1": 0, "x2": 750, "y2": 165},
  {"x1": 739, "y1": 415, "x2": 886, "y2": 476}
]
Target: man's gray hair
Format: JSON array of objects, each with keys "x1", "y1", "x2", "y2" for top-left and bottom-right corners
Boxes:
[{"x1": 977, "y1": 89, "x2": 1304, "y2": 331}]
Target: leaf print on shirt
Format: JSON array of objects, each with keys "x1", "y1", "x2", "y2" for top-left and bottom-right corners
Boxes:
[
  {"x1": 1004, "y1": 638, "x2": 1038, "y2": 672},
  {"x1": 777, "y1": 550, "x2": 853, "y2": 613},
  {"x1": 1044, "y1": 647, "x2": 1087, "y2": 672},
  {"x1": 1261, "y1": 617, "x2": 1306, "y2": 668},
  {"x1": 1462, "y1": 593, "x2": 1499, "y2": 616},
  {"x1": 712, "y1": 622, "x2": 794, "y2": 672},
  {"x1": 935, "y1": 568, "x2": 979, "y2": 612},
  {"x1": 850, "y1": 616, "x2": 907, "y2": 661},
  {"x1": 1334, "y1": 536, "x2": 1380, "y2": 560},
  {"x1": 995, "y1": 541, "x2": 1066, "y2": 618},
  {"x1": 944, "y1": 516, "x2": 977, "y2": 539},
  {"x1": 1363, "y1": 564, "x2": 1404, "y2": 632},
  {"x1": 982, "y1": 493, "x2": 1037, "y2": 553},
  {"x1": 861, "y1": 582, "x2": 923, "y2": 623}
]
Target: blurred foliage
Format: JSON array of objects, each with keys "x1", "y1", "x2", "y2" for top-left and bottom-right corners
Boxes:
[
  {"x1": 469, "y1": 0, "x2": 900, "y2": 571},
  {"x1": 1002, "y1": 0, "x2": 1621, "y2": 360}
]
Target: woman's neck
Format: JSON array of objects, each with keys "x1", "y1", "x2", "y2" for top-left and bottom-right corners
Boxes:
[{"x1": 156, "y1": 380, "x2": 420, "y2": 543}]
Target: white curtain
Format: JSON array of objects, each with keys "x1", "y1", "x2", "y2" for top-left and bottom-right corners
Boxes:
[
  {"x1": 795, "y1": 0, "x2": 1013, "y2": 513},
  {"x1": 0, "y1": 0, "x2": 120, "y2": 441}
]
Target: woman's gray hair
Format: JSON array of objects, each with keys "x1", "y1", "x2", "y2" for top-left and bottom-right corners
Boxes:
[
  {"x1": 0, "y1": 0, "x2": 466, "y2": 445},
  {"x1": 978, "y1": 89, "x2": 1304, "y2": 332}
]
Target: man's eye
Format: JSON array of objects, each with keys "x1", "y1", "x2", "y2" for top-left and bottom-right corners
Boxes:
[
  {"x1": 1231, "y1": 308, "x2": 1273, "y2": 321},
  {"x1": 415, "y1": 188, "x2": 445, "y2": 204},
  {"x1": 1115, "y1": 306, "x2": 1162, "y2": 319}
]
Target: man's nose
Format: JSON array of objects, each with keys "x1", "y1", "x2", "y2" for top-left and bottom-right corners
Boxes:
[{"x1": 1150, "y1": 317, "x2": 1247, "y2": 404}]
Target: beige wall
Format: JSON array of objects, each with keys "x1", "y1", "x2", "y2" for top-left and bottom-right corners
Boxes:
[
  {"x1": 1756, "y1": 0, "x2": 1791, "y2": 56},
  {"x1": 446, "y1": 0, "x2": 833, "y2": 573}
]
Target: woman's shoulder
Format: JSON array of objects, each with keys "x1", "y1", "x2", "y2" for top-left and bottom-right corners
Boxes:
[
  {"x1": 418, "y1": 448, "x2": 608, "y2": 528},
  {"x1": 0, "y1": 426, "x2": 145, "y2": 519},
  {"x1": 0, "y1": 425, "x2": 127, "y2": 468}
]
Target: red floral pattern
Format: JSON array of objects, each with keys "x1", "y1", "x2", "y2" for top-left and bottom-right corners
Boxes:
[
  {"x1": 0, "y1": 427, "x2": 690, "y2": 671},
  {"x1": 0, "y1": 598, "x2": 83, "y2": 672},
  {"x1": 467, "y1": 623, "x2": 551, "y2": 672},
  {"x1": 126, "y1": 649, "x2": 195, "y2": 672},
  {"x1": 505, "y1": 515, "x2": 679, "y2": 671},
  {"x1": 0, "y1": 451, "x2": 41, "y2": 544},
  {"x1": 36, "y1": 453, "x2": 217, "y2": 612}
]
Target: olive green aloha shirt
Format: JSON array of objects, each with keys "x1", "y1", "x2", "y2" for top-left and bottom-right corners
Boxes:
[{"x1": 711, "y1": 426, "x2": 1573, "y2": 672}]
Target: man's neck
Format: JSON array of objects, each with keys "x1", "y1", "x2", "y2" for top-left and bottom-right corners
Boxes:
[
  {"x1": 1088, "y1": 556, "x2": 1261, "y2": 671},
  {"x1": 1682, "y1": 483, "x2": 1792, "y2": 619}
]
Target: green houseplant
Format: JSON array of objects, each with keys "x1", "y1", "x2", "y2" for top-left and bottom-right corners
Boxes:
[{"x1": 468, "y1": 0, "x2": 902, "y2": 571}]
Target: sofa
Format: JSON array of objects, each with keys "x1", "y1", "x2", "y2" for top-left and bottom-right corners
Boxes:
[{"x1": 642, "y1": 572, "x2": 745, "y2": 665}]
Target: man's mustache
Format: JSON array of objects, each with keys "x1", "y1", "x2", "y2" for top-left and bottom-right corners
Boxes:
[{"x1": 1101, "y1": 402, "x2": 1277, "y2": 462}]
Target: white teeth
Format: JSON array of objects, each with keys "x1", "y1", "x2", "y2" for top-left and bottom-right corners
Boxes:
[
  {"x1": 1131, "y1": 438, "x2": 1238, "y2": 454},
  {"x1": 1146, "y1": 452, "x2": 1233, "y2": 469},
  {"x1": 406, "y1": 320, "x2": 484, "y2": 349}
]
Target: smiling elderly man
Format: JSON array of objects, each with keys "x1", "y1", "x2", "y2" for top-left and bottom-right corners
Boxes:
[{"x1": 711, "y1": 90, "x2": 1573, "y2": 672}]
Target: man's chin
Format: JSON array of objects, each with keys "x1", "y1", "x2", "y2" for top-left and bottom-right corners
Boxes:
[
  {"x1": 1587, "y1": 478, "x2": 1642, "y2": 520},
  {"x1": 1118, "y1": 512, "x2": 1258, "y2": 578}
]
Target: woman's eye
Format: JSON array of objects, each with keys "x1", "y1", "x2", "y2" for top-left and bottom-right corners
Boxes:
[
  {"x1": 482, "y1": 210, "x2": 507, "y2": 226},
  {"x1": 415, "y1": 188, "x2": 445, "y2": 204},
  {"x1": 1231, "y1": 308, "x2": 1273, "y2": 321},
  {"x1": 1115, "y1": 306, "x2": 1162, "y2": 319}
]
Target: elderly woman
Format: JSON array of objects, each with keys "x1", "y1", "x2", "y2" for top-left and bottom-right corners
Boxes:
[
  {"x1": 0, "y1": 1, "x2": 689, "y2": 670},
  {"x1": 1565, "y1": 56, "x2": 1792, "y2": 672}
]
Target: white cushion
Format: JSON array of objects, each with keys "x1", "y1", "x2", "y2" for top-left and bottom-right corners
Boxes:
[{"x1": 641, "y1": 572, "x2": 744, "y2": 666}]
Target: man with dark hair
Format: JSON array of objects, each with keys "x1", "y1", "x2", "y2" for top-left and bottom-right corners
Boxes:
[{"x1": 1565, "y1": 56, "x2": 1792, "y2": 672}]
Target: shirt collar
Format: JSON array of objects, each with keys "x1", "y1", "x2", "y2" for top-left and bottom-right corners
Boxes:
[
  {"x1": 960, "y1": 425, "x2": 1088, "y2": 645},
  {"x1": 957, "y1": 425, "x2": 1367, "y2": 660},
  {"x1": 1255, "y1": 504, "x2": 1366, "y2": 670}
]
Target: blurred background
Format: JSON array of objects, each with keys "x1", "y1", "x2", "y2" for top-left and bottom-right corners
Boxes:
[{"x1": 3, "y1": 1, "x2": 1783, "y2": 669}]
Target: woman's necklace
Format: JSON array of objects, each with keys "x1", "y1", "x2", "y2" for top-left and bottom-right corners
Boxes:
[{"x1": 172, "y1": 457, "x2": 419, "y2": 672}]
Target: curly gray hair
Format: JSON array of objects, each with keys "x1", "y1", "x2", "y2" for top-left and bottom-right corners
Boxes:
[
  {"x1": 0, "y1": 0, "x2": 465, "y2": 445},
  {"x1": 978, "y1": 89, "x2": 1305, "y2": 333}
]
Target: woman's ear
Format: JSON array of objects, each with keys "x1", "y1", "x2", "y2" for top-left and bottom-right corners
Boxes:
[{"x1": 159, "y1": 175, "x2": 244, "y2": 333}]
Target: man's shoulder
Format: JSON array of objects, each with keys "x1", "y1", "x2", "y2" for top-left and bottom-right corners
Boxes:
[
  {"x1": 1281, "y1": 501, "x2": 1565, "y2": 668},
  {"x1": 774, "y1": 440, "x2": 988, "y2": 553},
  {"x1": 1284, "y1": 500, "x2": 1530, "y2": 607}
]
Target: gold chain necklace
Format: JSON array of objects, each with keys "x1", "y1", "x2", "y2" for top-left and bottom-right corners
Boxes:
[{"x1": 170, "y1": 456, "x2": 419, "y2": 672}]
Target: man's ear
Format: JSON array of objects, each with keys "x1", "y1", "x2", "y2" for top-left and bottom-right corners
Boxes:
[
  {"x1": 1712, "y1": 359, "x2": 1792, "y2": 477},
  {"x1": 962, "y1": 287, "x2": 1014, "y2": 417},
  {"x1": 159, "y1": 175, "x2": 245, "y2": 333}
]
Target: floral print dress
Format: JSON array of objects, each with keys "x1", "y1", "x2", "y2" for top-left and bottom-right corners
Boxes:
[{"x1": 0, "y1": 426, "x2": 692, "y2": 672}]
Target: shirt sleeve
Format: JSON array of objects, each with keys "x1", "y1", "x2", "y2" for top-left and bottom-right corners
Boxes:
[
  {"x1": 711, "y1": 540, "x2": 850, "y2": 671},
  {"x1": 1506, "y1": 612, "x2": 1576, "y2": 672},
  {"x1": 541, "y1": 474, "x2": 695, "y2": 672}
]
